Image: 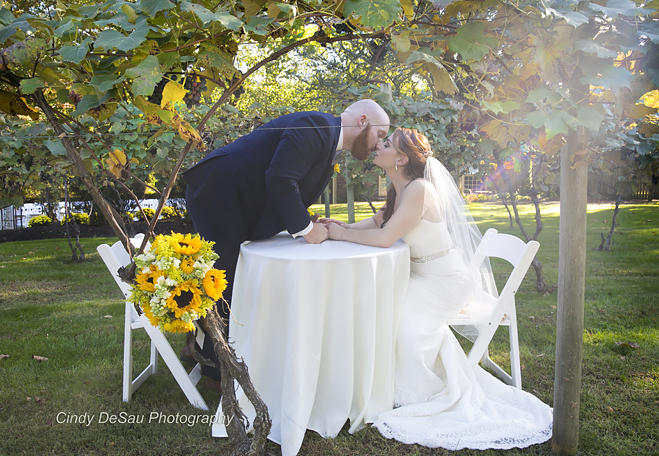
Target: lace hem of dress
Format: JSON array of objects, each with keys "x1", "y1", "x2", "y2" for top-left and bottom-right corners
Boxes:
[{"x1": 372, "y1": 420, "x2": 553, "y2": 451}]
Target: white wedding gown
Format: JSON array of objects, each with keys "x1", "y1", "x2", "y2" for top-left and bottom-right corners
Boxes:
[{"x1": 373, "y1": 219, "x2": 553, "y2": 451}]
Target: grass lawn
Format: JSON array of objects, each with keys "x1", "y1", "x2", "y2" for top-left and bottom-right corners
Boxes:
[{"x1": 1, "y1": 201, "x2": 658, "y2": 456}]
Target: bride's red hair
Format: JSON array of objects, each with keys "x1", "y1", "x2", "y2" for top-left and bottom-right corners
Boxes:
[{"x1": 382, "y1": 128, "x2": 432, "y2": 226}]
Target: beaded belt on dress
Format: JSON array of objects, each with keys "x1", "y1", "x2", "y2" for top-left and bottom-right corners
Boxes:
[{"x1": 410, "y1": 248, "x2": 453, "y2": 263}]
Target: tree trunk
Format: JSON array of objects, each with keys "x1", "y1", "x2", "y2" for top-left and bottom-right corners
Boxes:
[
  {"x1": 363, "y1": 194, "x2": 378, "y2": 214},
  {"x1": 63, "y1": 177, "x2": 85, "y2": 262},
  {"x1": 553, "y1": 124, "x2": 588, "y2": 455},
  {"x1": 508, "y1": 189, "x2": 547, "y2": 292},
  {"x1": 528, "y1": 188, "x2": 547, "y2": 292},
  {"x1": 198, "y1": 309, "x2": 271, "y2": 456},
  {"x1": 63, "y1": 177, "x2": 78, "y2": 262},
  {"x1": 596, "y1": 194, "x2": 621, "y2": 251},
  {"x1": 32, "y1": 90, "x2": 132, "y2": 255},
  {"x1": 493, "y1": 182, "x2": 513, "y2": 228},
  {"x1": 502, "y1": 195, "x2": 513, "y2": 228}
]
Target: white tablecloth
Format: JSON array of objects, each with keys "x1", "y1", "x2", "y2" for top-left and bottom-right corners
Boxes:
[{"x1": 212, "y1": 233, "x2": 410, "y2": 455}]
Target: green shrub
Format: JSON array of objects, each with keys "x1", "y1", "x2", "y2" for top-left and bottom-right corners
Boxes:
[
  {"x1": 466, "y1": 192, "x2": 498, "y2": 203},
  {"x1": 89, "y1": 209, "x2": 106, "y2": 226},
  {"x1": 60, "y1": 213, "x2": 90, "y2": 225},
  {"x1": 135, "y1": 207, "x2": 156, "y2": 221},
  {"x1": 121, "y1": 212, "x2": 135, "y2": 222},
  {"x1": 28, "y1": 215, "x2": 52, "y2": 227},
  {"x1": 161, "y1": 206, "x2": 178, "y2": 219}
]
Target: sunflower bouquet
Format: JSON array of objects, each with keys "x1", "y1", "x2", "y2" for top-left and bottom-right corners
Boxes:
[{"x1": 128, "y1": 232, "x2": 227, "y2": 334}]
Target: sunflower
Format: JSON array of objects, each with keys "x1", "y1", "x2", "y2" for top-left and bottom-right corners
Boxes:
[
  {"x1": 203, "y1": 268, "x2": 227, "y2": 301},
  {"x1": 180, "y1": 257, "x2": 195, "y2": 274},
  {"x1": 164, "y1": 319, "x2": 196, "y2": 334},
  {"x1": 173, "y1": 233, "x2": 202, "y2": 256},
  {"x1": 135, "y1": 268, "x2": 163, "y2": 292},
  {"x1": 141, "y1": 301, "x2": 161, "y2": 327},
  {"x1": 165, "y1": 280, "x2": 202, "y2": 318}
]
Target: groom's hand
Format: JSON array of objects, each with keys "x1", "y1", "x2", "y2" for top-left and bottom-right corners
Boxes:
[
  {"x1": 303, "y1": 222, "x2": 329, "y2": 244},
  {"x1": 318, "y1": 218, "x2": 348, "y2": 228}
]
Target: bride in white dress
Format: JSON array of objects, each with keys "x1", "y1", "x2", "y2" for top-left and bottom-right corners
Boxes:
[{"x1": 325, "y1": 128, "x2": 552, "y2": 450}]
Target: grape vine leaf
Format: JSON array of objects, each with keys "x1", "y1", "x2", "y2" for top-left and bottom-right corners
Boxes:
[
  {"x1": 243, "y1": 0, "x2": 267, "y2": 17},
  {"x1": 94, "y1": 17, "x2": 149, "y2": 52},
  {"x1": 343, "y1": 0, "x2": 402, "y2": 28},
  {"x1": 121, "y1": 4, "x2": 139, "y2": 23},
  {"x1": 575, "y1": 106, "x2": 604, "y2": 131},
  {"x1": 54, "y1": 18, "x2": 79, "y2": 39},
  {"x1": 160, "y1": 81, "x2": 187, "y2": 108},
  {"x1": 448, "y1": 22, "x2": 495, "y2": 62},
  {"x1": 140, "y1": 0, "x2": 175, "y2": 16},
  {"x1": 589, "y1": 0, "x2": 652, "y2": 17},
  {"x1": 19, "y1": 77, "x2": 44, "y2": 95},
  {"x1": 425, "y1": 63, "x2": 457, "y2": 95},
  {"x1": 544, "y1": 4, "x2": 589, "y2": 27},
  {"x1": 180, "y1": 1, "x2": 242, "y2": 29},
  {"x1": 90, "y1": 75, "x2": 126, "y2": 93},
  {"x1": 526, "y1": 87, "x2": 558, "y2": 104},
  {"x1": 404, "y1": 49, "x2": 457, "y2": 94},
  {"x1": 197, "y1": 45, "x2": 237, "y2": 78},
  {"x1": 575, "y1": 40, "x2": 618, "y2": 59},
  {"x1": 0, "y1": 90, "x2": 40, "y2": 120},
  {"x1": 400, "y1": 0, "x2": 415, "y2": 17},
  {"x1": 582, "y1": 65, "x2": 634, "y2": 91},
  {"x1": 59, "y1": 38, "x2": 92, "y2": 64},
  {"x1": 72, "y1": 94, "x2": 102, "y2": 117},
  {"x1": 125, "y1": 56, "x2": 163, "y2": 97},
  {"x1": 391, "y1": 31, "x2": 411, "y2": 53},
  {"x1": 44, "y1": 139, "x2": 68, "y2": 157}
]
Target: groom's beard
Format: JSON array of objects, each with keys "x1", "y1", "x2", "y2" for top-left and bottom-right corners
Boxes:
[{"x1": 349, "y1": 125, "x2": 374, "y2": 161}]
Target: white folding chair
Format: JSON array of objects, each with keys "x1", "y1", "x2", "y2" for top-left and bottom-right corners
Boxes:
[
  {"x1": 97, "y1": 234, "x2": 209, "y2": 410},
  {"x1": 449, "y1": 228, "x2": 540, "y2": 389}
]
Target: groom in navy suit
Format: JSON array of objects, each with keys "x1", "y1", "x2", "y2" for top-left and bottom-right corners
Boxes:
[{"x1": 183, "y1": 99, "x2": 390, "y2": 384}]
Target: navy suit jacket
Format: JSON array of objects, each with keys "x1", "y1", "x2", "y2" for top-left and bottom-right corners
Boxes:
[{"x1": 184, "y1": 111, "x2": 342, "y2": 240}]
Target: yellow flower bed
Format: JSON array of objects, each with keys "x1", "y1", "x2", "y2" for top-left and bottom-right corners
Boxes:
[{"x1": 128, "y1": 232, "x2": 227, "y2": 334}]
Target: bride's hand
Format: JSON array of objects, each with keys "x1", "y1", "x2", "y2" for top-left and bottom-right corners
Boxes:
[
  {"x1": 319, "y1": 218, "x2": 349, "y2": 228},
  {"x1": 327, "y1": 223, "x2": 345, "y2": 240}
]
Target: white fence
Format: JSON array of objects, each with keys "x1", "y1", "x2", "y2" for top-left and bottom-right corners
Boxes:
[{"x1": 0, "y1": 199, "x2": 186, "y2": 230}]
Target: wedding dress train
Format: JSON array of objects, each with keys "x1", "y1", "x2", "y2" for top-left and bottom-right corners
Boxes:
[{"x1": 373, "y1": 219, "x2": 553, "y2": 450}]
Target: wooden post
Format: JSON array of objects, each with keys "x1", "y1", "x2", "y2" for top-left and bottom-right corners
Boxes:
[
  {"x1": 324, "y1": 185, "x2": 331, "y2": 218},
  {"x1": 553, "y1": 124, "x2": 588, "y2": 454},
  {"x1": 346, "y1": 172, "x2": 355, "y2": 224},
  {"x1": 332, "y1": 175, "x2": 337, "y2": 203}
]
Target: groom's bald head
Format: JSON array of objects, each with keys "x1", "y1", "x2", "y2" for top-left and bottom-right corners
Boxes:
[{"x1": 340, "y1": 99, "x2": 390, "y2": 160}]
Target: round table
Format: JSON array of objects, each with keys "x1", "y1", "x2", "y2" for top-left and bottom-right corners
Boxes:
[{"x1": 212, "y1": 233, "x2": 410, "y2": 456}]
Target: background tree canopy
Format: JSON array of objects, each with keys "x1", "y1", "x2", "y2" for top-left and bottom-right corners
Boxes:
[{"x1": 0, "y1": 0, "x2": 657, "y2": 215}]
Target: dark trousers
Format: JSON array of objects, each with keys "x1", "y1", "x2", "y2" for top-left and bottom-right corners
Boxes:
[{"x1": 185, "y1": 168, "x2": 253, "y2": 381}]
